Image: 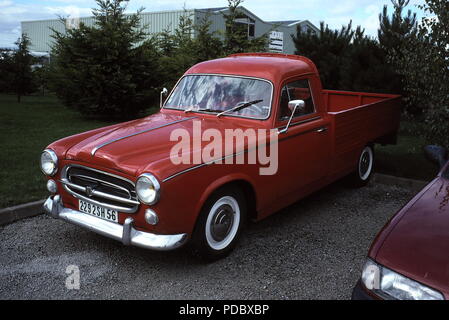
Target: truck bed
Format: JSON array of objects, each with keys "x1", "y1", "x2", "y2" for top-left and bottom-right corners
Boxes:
[
  {"x1": 323, "y1": 90, "x2": 401, "y2": 113},
  {"x1": 323, "y1": 90, "x2": 402, "y2": 177}
]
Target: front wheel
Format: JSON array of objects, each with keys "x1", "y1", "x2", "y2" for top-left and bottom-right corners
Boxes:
[
  {"x1": 192, "y1": 186, "x2": 246, "y2": 261},
  {"x1": 350, "y1": 145, "x2": 375, "y2": 188}
]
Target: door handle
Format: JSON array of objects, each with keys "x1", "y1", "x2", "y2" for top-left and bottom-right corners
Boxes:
[{"x1": 316, "y1": 127, "x2": 328, "y2": 133}]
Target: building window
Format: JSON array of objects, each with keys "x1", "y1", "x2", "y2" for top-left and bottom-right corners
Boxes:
[
  {"x1": 249, "y1": 23, "x2": 255, "y2": 37},
  {"x1": 235, "y1": 16, "x2": 256, "y2": 39}
]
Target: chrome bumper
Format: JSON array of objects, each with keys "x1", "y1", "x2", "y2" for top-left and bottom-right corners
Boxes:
[{"x1": 43, "y1": 195, "x2": 188, "y2": 251}]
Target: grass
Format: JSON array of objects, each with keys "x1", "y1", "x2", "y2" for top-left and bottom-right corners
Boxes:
[
  {"x1": 376, "y1": 120, "x2": 439, "y2": 182},
  {"x1": 0, "y1": 94, "x2": 115, "y2": 208},
  {"x1": 0, "y1": 94, "x2": 438, "y2": 208}
]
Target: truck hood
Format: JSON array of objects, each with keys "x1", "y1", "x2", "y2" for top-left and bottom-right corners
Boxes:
[
  {"x1": 65, "y1": 112, "x2": 261, "y2": 179},
  {"x1": 375, "y1": 177, "x2": 449, "y2": 296}
]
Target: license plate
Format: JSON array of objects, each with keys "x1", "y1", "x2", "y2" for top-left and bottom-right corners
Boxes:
[{"x1": 79, "y1": 200, "x2": 118, "y2": 223}]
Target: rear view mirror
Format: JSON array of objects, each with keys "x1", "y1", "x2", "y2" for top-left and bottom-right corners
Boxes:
[
  {"x1": 424, "y1": 145, "x2": 448, "y2": 169},
  {"x1": 160, "y1": 88, "x2": 168, "y2": 109},
  {"x1": 288, "y1": 100, "x2": 305, "y2": 114},
  {"x1": 279, "y1": 100, "x2": 305, "y2": 134}
]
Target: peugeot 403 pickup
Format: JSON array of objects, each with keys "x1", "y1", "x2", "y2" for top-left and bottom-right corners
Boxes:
[{"x1": 42, "y1": 53, "x2": 401, "y2": 259}]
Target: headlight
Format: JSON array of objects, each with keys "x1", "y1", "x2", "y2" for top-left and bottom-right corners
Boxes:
[
  {"x1": 361, "y1": 259, "x2": 444, "y2": 300},
  {"x1": 40, "y1": 149, "x2": 58, "y2": 176},
  {"x1": 136, "y1": 173, "x2": 160, "y2": 205}
]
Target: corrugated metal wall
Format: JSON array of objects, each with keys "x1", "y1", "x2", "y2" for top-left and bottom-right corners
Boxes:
[
  {"x1": 21, "y1": 10, "x2": 195, "y2": 53},
  {"x1": 194, "y1": 9, "x2": 226, "y2": 40},
  {"x1": 21, "y1": 8, "x2": 314, "y2": 54},
  {"x1": 22, "y1": 17, "x2": 94, "y2": 52},
  {"x1": 139, "y1": 10, "x2": 195, "y2": 35}
]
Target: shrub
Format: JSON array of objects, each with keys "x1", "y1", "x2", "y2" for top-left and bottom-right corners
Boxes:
[
  {"x1": 390, "y1": 0, "x2": 449, "y2": 147},
  {"x1": 49, "y1": 0, "x2": 161, "y2": 120}
]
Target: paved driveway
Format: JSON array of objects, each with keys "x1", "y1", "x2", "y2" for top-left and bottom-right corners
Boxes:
[{"x1": 0, "y1": 181, "x2": 417, "y2": 300}]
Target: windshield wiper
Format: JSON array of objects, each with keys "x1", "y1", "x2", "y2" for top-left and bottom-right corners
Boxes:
[
  {"x1": 184, "y1": 106, "x2": 198, "y2": 114},
  {"x1": 217, "y1": 100, "x2": 263, "y2": 118},
  {"x1": 184, "y1": 107, "x2": 223, "y2": 114}
]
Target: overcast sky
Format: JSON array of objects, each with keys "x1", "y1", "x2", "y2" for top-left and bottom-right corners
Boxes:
[{"x1": 0, "y1": 0, "x2": 426, "y2": 48}]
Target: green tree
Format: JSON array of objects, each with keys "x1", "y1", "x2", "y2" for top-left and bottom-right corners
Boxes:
[
  {"x1": 340, "y1": 27, "x2": 400, "y2": 94},
  {"x1": 378, "y1": 0, "x2": 418, "y2": 110},
  {"x1": 292, "y1": 21, "x2": 354, "y2": 89},
  {"x1": 33, "y1": 64, "x2": 50, "y2": 96},
  {"x1": 192, "y1": 15, "x2": 225, "y2": 62},
  {"x1": 391, "y1": 0, "x2": 449, "y2": 147},
  {"x1": 0, "y1": 49, "x2": 14, "y2": 93},
  {"x1": 378, "y1": 0, "x2": 418, "y2": 57},
  {"x1": 156, "y1": 14, "x2": 196, "y2": 89},
  {"x1": 50, "y1": 0, "x2": 161, "y2": 119},
  {"x1": 156, "y1": 11, "x2": 224, "y2": 89},
  {"x1": 222, "y1": 0, "x2": 268, "y2": 54},
  {"x1": 293, "y1": 19, "x2": 403, "y2": 94},
  {"x1": 11, "y1": 35, "x2": 35, "y2": 102}
]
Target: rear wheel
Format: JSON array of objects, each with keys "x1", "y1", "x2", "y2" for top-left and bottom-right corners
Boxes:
[
  {"x1": 192, "y1": 186, "x2": 247, "y2": 261},
  {"x1": 350, "y1": 145, "x2": 375, "y2": 188}
]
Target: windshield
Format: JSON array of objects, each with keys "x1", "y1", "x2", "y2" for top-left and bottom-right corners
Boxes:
[{"x1": 164, "y1": 75, "x2": 272, "y2": 119}]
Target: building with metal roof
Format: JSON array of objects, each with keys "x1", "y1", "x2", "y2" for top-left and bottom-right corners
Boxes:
[{"x1": 21, "y1": 6, "x2": 319, "y2": 54}]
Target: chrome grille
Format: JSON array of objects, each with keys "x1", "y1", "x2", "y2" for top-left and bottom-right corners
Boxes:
[{"x1": 61, "y1": 165, "x2": 139, "y2": 213}]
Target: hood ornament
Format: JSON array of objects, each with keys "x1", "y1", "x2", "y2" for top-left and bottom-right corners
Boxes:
[{"x1": 86, "y1": 186, "x2": 95, "y2": 198}]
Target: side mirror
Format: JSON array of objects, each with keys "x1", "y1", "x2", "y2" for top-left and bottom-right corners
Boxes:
[
  {"x1": 424, "y1": 145, "x2": 448, "y2": 169},
  {"x1": 160, "y1": 88, "x2": 168, "y2": 109},
  {"x1": 288, "y1": 100, "x2": 305, "y2": 114},
  {"x1": 279, "y1": 100, "x2": 305, "y2": 134}
]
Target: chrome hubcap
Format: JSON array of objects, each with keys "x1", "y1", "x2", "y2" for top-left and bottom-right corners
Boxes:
[
  {"x1": 359, "y1": 147, "x2": 373, "y2": 181},
  {"x1": 205, "y1": 196, "x2": 241, "y2": 251},
  {"x1": 210, "y1": 205, "x2": 235, "y2": 242},
  {"x1": 360, "y1": 153, "x2": 370, "y2": 176}
]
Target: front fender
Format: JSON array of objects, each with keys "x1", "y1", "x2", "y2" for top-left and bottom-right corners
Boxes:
[
  {"x1": 152, "y1": 164, "x2": 261, "y2": 235},
  {"x1": 194, "y1": 173, "x2": 257, "y2": 216}
]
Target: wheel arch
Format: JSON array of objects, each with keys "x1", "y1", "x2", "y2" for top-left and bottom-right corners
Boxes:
[{"x1": 194, "y1": 174, "x2": 258, "y2": 225}]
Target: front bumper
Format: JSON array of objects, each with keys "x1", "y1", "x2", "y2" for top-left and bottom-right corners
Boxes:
[
  {"x1": 43, "y1": 195, "x2": 188, "y2": 251},
  {"x1": 352, "y1": 280, "x2": 378, "y2": 300}
]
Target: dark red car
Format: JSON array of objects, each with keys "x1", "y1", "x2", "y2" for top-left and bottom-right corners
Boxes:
[{"x1": 353, "y1": 145, "x2": 449, "y2": 300}]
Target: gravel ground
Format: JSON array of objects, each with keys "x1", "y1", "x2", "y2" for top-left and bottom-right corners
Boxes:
[{"x1": 0, "y1": 181, "x2": 417, "y2": 300}]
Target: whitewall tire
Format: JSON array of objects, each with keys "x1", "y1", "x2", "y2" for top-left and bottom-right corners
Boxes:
[
  {"x1": 351, "y1": 145, "x2": 375, "y2": 187},
  {"x1": 192, "y1": 186, "x2": 246, "y2": 260}
]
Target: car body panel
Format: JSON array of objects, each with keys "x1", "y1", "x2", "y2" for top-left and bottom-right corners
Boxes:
[{"x1": 368, "y1": 170, "x2": 449, "y2": 299}]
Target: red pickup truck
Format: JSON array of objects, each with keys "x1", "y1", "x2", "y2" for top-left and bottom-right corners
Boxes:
[{"x1": 41, "y1": 53, "x2": 401, "y2": 259}]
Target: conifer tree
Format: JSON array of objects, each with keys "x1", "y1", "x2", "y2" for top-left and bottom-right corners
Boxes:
[{"x1": 50, "y1": 0, "x2": 161, "y2": 119}]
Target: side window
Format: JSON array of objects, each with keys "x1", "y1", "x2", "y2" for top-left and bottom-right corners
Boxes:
[{"x1": 278, "y1": 79, "x2": 315, "y2": 121}]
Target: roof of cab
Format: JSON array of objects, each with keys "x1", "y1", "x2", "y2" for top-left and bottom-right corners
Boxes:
[{"x1": 185, "y1": 53, "x2": 319, "y2": 84}]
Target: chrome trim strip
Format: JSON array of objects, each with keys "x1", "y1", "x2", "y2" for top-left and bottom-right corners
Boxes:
[
  {"x1": 43, "y1": 196, "x2": 188, "y2": 251},
  {"x1": 163, "y1": 163, "x2": 208, "y2": 183},
  {"x1": 163, "y1": 149, "x2": 249, "y2": 183},
  {"x1": 70, "y1": 173, "x2": 132, "y2": 198},
  {"x1": 163, "y1": 73, "x2": 274, "y2": 121},
  {"x1": 62, "y1": 164, "x2": 136, "y2": 186},
  {"x1": 276, "y1": 116, "x2": 322, "y2": 131},
  {"x1": 60, "y1": 179, "x2": 140, "y2": 206},
  {"x1": 163, "y1": 117, "x2": 323, "y2": 183},
  {"x1": 122, "y1": 217, "x2": 133, "y2": 246},
  {"x1": 61, "y1": 165, "x2": 139, "y2": 214},
  {"x1": 91, "y1": 117, "x2": 197, "y2": 156}
]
